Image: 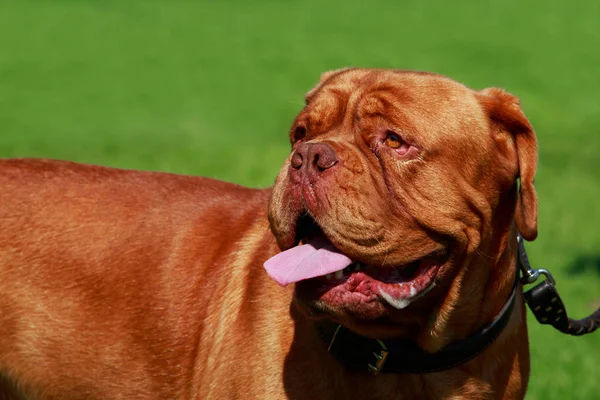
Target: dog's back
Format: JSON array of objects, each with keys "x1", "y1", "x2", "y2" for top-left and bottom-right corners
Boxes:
[{"x1": 0, "y1": 158, "x2": 275, "y2": 399}]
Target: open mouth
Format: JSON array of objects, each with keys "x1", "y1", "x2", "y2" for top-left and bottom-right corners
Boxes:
[
  {"x1": 311, "y1": 258, "x2": 440, "y2": 310},
  {"x1": 264, "y1": 214, "x2": 447, "y2": 311}
]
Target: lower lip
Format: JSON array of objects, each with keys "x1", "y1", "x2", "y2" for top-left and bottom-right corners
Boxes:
[{"x1": 306, "y1": 264, "x2": 440, "y2": 308}]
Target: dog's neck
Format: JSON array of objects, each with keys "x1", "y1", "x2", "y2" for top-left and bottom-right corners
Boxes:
[
  {"x1": 270, "y1": 221, "x2": 527, "y2": 397},
  {"x1": 284, "y1": 273, "x2": 526, "y2": 399}
]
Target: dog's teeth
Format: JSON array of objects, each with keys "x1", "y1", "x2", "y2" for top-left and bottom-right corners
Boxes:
[
  {"x1": 325, "y1": 274, "x2": 332, "y2": 280},
  {"x1": 335, "y1": 270, "x2": 343, "y2": 279}
]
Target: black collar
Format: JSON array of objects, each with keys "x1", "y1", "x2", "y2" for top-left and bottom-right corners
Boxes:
[{"x1": 316, "y1": 252, "x2": 520, "y2": 374}]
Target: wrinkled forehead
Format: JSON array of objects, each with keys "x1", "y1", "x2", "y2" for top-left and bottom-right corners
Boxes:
[{"x1": 303, "y1": 69, "x2": 488, "y2": 146}]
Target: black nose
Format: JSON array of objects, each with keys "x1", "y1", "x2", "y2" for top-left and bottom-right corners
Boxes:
[{"x1": 291, "y1": 142, "x2": 338, "y2": 175}]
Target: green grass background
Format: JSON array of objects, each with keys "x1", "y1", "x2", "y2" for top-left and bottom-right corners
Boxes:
[{"x1": 1, "y1": 1, "x2": 599, "y2": 398}]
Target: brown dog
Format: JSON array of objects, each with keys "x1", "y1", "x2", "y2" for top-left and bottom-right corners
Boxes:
[{"x1": 0, "y1": 68, "x2": 537, "y2": 399}]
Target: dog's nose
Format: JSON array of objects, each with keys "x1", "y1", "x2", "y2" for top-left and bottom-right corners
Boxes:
[{"x1": 291, "y1": 142, "x2": 338, "y2": 176}]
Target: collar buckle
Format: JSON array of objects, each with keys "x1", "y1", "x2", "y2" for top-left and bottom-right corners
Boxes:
[
  {"x1": 367, "y1": 340, "x2": 389, "y2": 375},
  {"x1": 327, "y1": 325, "x2": 390, "y2": 374}
]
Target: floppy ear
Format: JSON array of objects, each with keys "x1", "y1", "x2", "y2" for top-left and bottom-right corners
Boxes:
[
  {"x1": 478, "y1": 88, "x2": 538, "y2": 241},
  {"x1": 305, "y1": 67, "x2": 353, "y2": 103}
]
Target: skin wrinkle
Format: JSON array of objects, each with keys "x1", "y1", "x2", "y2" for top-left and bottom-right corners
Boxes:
[
  {"x1": 379, "y1": 165, "x2": 444, "y2": 261},
  {"x1": 398, "y1": 166, "x2": 472, "y2": 239}
]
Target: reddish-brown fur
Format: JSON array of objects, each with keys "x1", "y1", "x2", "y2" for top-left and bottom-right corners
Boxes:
[{"x1": 0, "y1": 69, "x2": 537, "y2": 399}]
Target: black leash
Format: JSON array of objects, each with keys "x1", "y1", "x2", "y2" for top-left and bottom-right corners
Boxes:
[
  {"x1": 518, "y1": 235, "x2": 600, "y2": 336},
  {"x1": 318, "y1": 234, "x2": 600, "y2": 374}
]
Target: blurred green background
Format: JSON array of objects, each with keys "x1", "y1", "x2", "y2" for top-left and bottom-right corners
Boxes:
[{"x1": 1, "y1": 1, "x2": 598, "y2": 398}]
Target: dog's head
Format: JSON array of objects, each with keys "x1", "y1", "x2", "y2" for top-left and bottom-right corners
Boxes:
[{"x1": 266, "y1": 68, "x2": 537, "y2": 342}]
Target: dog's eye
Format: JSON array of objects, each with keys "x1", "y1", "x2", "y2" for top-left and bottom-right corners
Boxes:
[
  {"x1": 384, "y1": 132, "x2": 403, "y2": 149},
  {"x1": 383, "y1": 130, "x2": 415, "y2": 157}
]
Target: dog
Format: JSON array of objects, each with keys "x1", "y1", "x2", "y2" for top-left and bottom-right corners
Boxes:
[{"x1": 0, "y1": 68, "x2": 537, "y2": 399}]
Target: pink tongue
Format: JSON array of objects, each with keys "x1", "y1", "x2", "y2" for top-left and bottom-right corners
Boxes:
[{"x1": 263, "y1": 237, "x2": 353, "y2": 287}]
